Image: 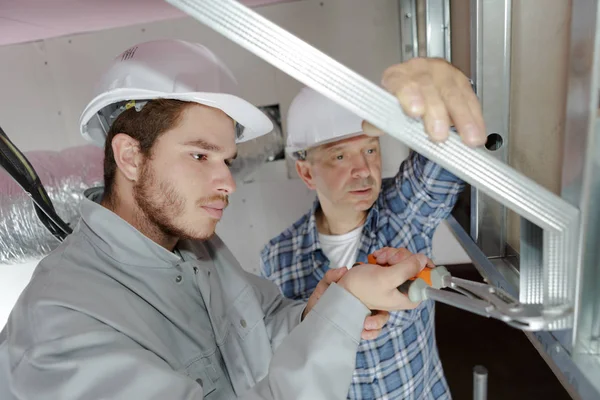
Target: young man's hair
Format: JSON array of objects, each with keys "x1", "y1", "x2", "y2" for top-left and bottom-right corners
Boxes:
[{"x1": 102, "y1": 99, "x2": 192, "y2": 203}]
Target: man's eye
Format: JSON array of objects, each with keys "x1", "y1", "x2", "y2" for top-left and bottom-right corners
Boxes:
[
  {"x1": 192, "y1": 154, "x2": 207, "y2": 161},
  {"x1": 335, "y1": 154, "x2": 344, "y2": 160},
  {"x1": 367, "y1": 148, "x2": 377, "y2": 154}
]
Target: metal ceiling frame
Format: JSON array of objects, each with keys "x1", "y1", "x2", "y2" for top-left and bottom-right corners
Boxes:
[
  {"x1": 163, "y1": 0, "x2": 598, "y2": 397},
  {"x1": 165, "y1": 0, "x2": 579, "y2": 330}
]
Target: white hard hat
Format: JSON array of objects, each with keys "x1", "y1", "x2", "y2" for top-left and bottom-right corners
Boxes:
[
  {"x1": 80, "y1": 39, "x2": 273, "y2": 146},
  {"x1": 286, "y1": 87, "x2": 364, "y2": 159}
]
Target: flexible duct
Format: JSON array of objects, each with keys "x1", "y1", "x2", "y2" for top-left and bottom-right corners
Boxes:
[
  {"x1": 229, "y1": 105, "x2": 285, "y2": 181},
  {"x1": 0, "y1": 145, "x2": 104, "y2": 264}
]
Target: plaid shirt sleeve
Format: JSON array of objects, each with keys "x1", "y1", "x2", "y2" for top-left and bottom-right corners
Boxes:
[
  {"x1": 383, "y1": 149, "x2": 465, "y2": 239},
  {"x1": 381, "y1": 150, "x2": 464, "y2": 329},
  {"x1": 260, "y1": 252, "x2": 273, "y2": 279}
]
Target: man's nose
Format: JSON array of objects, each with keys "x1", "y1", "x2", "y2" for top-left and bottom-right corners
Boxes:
[
  {"x1": 352, "y1": 155, "x2": 371, "y2": 179},
  {"x1": 215, "y1": 164, "x2": 236, "y2": 195}
]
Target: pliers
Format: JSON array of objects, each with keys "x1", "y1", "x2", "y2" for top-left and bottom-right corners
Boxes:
[{"x1": 358, "y1": 254, "x2": 572, "y2": 331}]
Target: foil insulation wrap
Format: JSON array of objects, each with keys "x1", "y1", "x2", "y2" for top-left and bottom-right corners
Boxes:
[
  {"x1": 230, "y1": 106, "x2": 285, "y2": 181},
  {"x1": 0, "y1": 145, "x2": 104, "y2": 264}
]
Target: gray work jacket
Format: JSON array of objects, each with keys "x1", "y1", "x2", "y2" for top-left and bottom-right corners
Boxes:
[{"x1": 0, "y1": 190, "x2": 369, "y2": 399}]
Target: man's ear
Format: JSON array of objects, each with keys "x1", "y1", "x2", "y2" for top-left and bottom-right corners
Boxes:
[
  {"x1": 111, "y1": 133, "x2": 143, "y2": 181},
  {"x1": 295, "y1": 160, "x2": 316, "y2": 190}
]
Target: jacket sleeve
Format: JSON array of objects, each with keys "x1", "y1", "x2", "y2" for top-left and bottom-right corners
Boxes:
[
  {"x1": 243, "y1": 268, "x2": 307, "y2": 351},
  {"x1": 5, "y1": 308, "x2": 205, "y2": 400},
  {"x1": 241, "y1": 282, "x2": 370, "y2": 399},
  {"x1": 4, "y1": 284, "x2": 369, "y2": 400}
]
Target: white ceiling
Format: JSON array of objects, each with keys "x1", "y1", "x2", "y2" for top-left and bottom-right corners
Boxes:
[{"x1": 0, "y1": 0, "x2": 297, "y2": 46}]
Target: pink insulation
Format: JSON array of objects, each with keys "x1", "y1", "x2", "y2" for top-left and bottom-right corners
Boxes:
[{"x1": 0, "y1": 0, "x2": 300, "y2": 46}]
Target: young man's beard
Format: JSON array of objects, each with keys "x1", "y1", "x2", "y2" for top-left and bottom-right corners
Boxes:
[{"x1": 133, "y1": 160, "x2": 227, "y2": 243}]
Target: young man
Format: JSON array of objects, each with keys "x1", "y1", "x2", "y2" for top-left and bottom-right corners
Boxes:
[
  {"x1": 0, "y1": 39, "x2": 468, "y2": 400},
  {"x1": 261, "y1": 74, "x2": 485, "y2": 398}
]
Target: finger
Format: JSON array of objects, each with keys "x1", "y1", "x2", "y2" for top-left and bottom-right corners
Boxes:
[
  {"x1": 313, "y1": 268, "x2": 347, "y2": 299},
  {"x1": 312, "y1": 268, "x2": 347, "y2": 303},
  {"x1": 371, "y1": 247, "x2": 387, "y2": 257},
  {"x1": 361, "y1": 328, "x2": 382, "y2": 341},
  {"x1": 460, "y1": 76, "x2": 487, "y2": 137},
  {"x1": 374, "y1": 247, "x2": 412, "y2": 265},
  {"x1": 443, "y1": 79, "x2": 485, "y2": 147},
  {"x1": 370, "y1": 247, "x2": 386, "y2": 263},
  {"x1": 419, "y1": 77, "x2": 451, "y2": 142},
  {"x1": 382, "y1": 67, "x2": 425, "y2": 117},
  {"x1": 362, "y1": 120, "x2": 385, "y2": 137},
  {"x1": 380, "y1": 254, "x2": 429, "y2": 288},
  {"x1": 385, "y1": 248, "x2": 414, "y2": 265},
  {"x1": 372, "y1": 247, "x2": 394, "y2": 264},
  {"x1": 463, "y1": 83, "x2": 487, "y2": 147},
  {"x1": 424, "y1": 256, "x2": 436, "y2": 269},
  {"x1": 364, "y1": 310, "x2": 390, "y2": 330},
  {"x1": 322, "y1": 267, "x2": 348, "y2": 285}
]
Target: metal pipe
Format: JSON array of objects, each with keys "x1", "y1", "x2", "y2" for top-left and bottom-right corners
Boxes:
[{"x1": 473, "y1": 365, "x2": 488, "y2": 400}]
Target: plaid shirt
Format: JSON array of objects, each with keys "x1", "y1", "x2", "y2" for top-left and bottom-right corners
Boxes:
[{"x1": 260, "y1": 151, "x2": 464, "y2": 399}]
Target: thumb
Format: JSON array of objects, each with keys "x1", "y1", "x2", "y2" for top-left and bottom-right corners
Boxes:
[
  {"x1": 362, "y1": 120, "x2": 385, "y2": 137},
  {"x1": 312, "y1": 267, "x2": 348, "y2": 301},
  {"x1": 379, "y1": 254, "x2": 429, "y2": 288},
  {"x1": 323, "y1": 267, "x2": 348, "y2": 285}
]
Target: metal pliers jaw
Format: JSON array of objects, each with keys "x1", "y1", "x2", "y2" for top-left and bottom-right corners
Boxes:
[{"x1": 406, "y1": 266, "x2": 573, "y2": 331}]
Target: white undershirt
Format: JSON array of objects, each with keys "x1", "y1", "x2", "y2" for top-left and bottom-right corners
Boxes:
[{"x1": 318, "y1": 224, "x2": 365, "y2": 269}]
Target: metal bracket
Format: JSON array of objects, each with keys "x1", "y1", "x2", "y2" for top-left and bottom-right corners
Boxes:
[
  {"x1": 470, "y1": 0, "x2": 512, "y2": 261},
  {"x1": 398, "y1": 0, "x2": 451, "y2": 61}
]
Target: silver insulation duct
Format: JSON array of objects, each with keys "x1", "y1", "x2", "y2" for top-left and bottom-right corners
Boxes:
[
  {"x1": 0, "y1": 145, "x2": 104, "y2": 264},
  {"x1": 230, "y1": 105, "x2": 285, "y2": 181}
]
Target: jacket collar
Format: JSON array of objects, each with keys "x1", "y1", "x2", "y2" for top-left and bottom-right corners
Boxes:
[{"x1": 78, "y1": 187, "x2": 207, "y2": 268}]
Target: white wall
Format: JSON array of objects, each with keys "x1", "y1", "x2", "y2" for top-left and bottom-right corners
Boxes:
[
  {"x1": 0, "y1": 0, "x2": 468, "y2": 327},
  {"x1": 0, "y1": 0, "x2": 404, "y2": 155}
]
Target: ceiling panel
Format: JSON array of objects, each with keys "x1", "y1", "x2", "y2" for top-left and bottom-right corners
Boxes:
[{"x1": 0, "y1": 0, "x2": 300, "y2": 46}]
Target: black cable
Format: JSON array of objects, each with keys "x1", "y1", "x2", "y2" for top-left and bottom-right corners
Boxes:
[{"x1": 0, "y1": 125, "x2": 72, "y2": 241}]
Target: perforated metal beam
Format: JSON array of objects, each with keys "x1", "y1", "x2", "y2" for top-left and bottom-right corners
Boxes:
[{"x1": 165, "y1": 0, "x2": 580, "y2": 328}]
